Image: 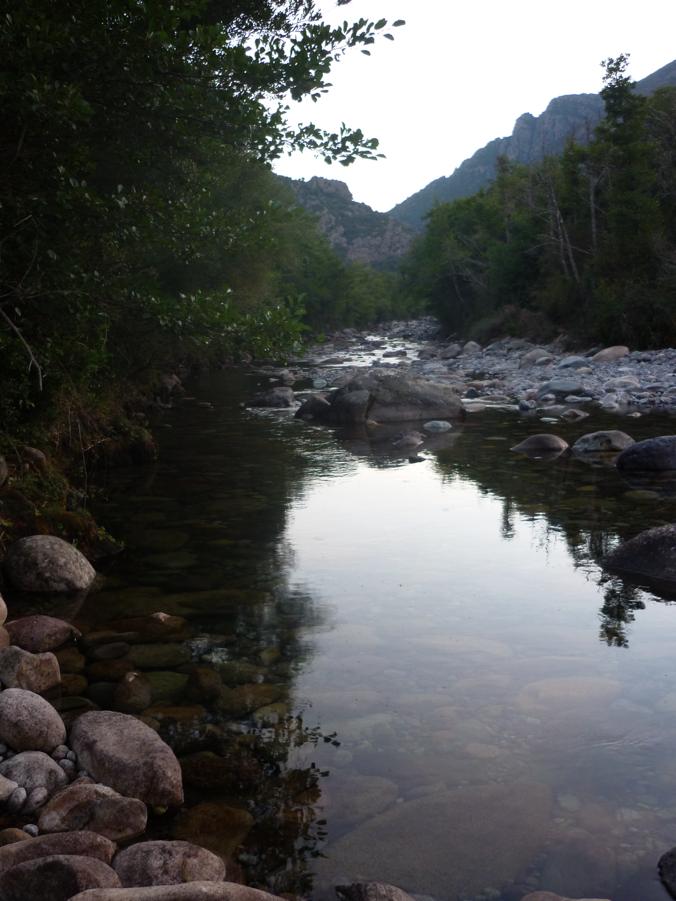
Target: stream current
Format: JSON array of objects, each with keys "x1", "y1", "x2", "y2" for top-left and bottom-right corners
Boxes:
[{"x1": 87, "y1": 350, "x2": 676, "y2": 901}]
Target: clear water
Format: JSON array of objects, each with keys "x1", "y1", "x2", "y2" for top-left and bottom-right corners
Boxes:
[{"x1": 88, "y1": 365, "x2": 676, "y2": 901}]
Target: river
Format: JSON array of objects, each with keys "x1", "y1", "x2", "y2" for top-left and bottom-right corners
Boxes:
[{"x1": 84, "y1": 353, "x2": 676, "y2": 901}]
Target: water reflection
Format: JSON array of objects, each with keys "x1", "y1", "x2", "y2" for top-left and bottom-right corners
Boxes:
[{"x1": 90, "y1": 370, "x2": 676, "y2": 901}]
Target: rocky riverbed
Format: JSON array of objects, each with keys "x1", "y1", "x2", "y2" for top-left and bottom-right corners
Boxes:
[
  {"x1": 5, "y1": 320, "x2": 676, "y2": 900},
  {"x1": 268, "y1": 319, "x2": 676, "y2": 421}
]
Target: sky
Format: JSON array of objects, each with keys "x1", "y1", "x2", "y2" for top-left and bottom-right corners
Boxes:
[{"x1": 272, "y1": 0, "x2": 676, "y2": 212}]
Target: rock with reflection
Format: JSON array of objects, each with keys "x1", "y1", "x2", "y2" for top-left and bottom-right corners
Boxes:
[
  {"x1": 617, "y1": 435, "x2": 676, "y2": 471},
  {"x1": 602, "y1": 524, "x2": 676, "y2": 597},
  {"x1": 571, "y1": 430, "x2": 634, "y2": 455},
  {"x1": 511, "y1": 434, "x2": 568, "y2": 457}
]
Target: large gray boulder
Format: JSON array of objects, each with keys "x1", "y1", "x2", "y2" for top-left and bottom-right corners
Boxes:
[
  {"x1": 70, "y1": 711, "x2": 183, "y2": 808},
  {"x1": 537, "y1": 379, "x2": 584, "y2": 399},
  {"x1": 69, "y1": 884, "x2": 284, "y2": 901},
  {"x1": 113, "y1": 840, "x2": 225, "y2": 887},
  {"x1": 0, "y1": 687, "x2": 66, "y2": 752},
  {"x1": 602, "y1": 524, "x2": 676, "y2": 586},
  {"x1": 246, "y1": 387, "x2": 294, "y2": 408},
  {"x1": 591, "y1": 345, "x2": 629, "y2": 363},
  {"x1": 616, "y1": 436, "x2": 676, "y2": 471},
  {"x1": 38, "y1": 782, "x2": 148, "y2": 843},
  {"x1": 3, "y1": 535, "x2": 96, "y2": 593},
  {"x1": 325, "y1": 372, "x2": 463, "y2": 425},
  {"x1": 572, "y1": 431, "x2": 634, "y2": 454},
  {"x1": 0, "y1": 854, "x2": 121, "y2": 901}
]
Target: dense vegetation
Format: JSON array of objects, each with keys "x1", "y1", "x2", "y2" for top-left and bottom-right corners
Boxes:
[
  {"x1": 0, "y1": 0, "x2": 408, "y2": 435},
  {"x1": 401, "y1": 57, "x2": 676, "y2": 347}
]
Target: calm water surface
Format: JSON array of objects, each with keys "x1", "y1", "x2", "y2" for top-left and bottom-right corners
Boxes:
[{"x1": 89, "y1": 364, "x2": 676, "y2": 901}]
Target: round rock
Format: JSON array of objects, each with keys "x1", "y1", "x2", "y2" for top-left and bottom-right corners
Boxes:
[
  {"x1": 67, "y1": 883, "x2": 285, "y2": 900},
  {"x1": 0, "y1": 688, "x2": 66, "y2": 752},
  {"x1": 38, "y1": 782, "x2": 148, "y2": 843},
  {"x1": 3, "y1": 535, "x2": 96, "y2": 593},
  {"x1": 572, "y1": 431, "x2": 634, "y2": 454},
  {"x1": 69, "y1": 711, "x2": 183, "y2": 807},
  {"x1": 617, "y1": 435, "x2": 676, "y2": 471},
  {"x1": 602, "y1": 524, "x2": 676, "y2": 587},
  {"x1": 6, "y1": 615, "x2": 79, "y2": 653},
  {"x1": 113, "y1": 840, "x2": 225, "y2": 887},
  {"x1": 0, "y1": 854, "x2": 121, "y2": 900},
  {"x1": 511, "y1": 434, "x2": 568, "y2": 455}
]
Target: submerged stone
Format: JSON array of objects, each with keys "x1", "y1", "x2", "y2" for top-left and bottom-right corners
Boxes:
[{"x1": 316, "y1": 783, "x2": 552, "y2": 899}]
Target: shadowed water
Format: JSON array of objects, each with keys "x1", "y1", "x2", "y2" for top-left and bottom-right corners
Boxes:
[{"x1": 89, "y1": 366, "x2": 676, "y2": 901}]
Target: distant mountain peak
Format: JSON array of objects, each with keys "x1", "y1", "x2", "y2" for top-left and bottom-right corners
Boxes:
[{"x1": 389, "y1": 59, "x2": 676, "y2": 230}]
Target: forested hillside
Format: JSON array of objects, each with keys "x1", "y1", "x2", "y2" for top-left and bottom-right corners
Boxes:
[
  {"x1": 0, "y1": 1, "x2": 409, "y2": 437},
  {"x1": 400, "y1": 57, "x2": 676, "y2": 347}
]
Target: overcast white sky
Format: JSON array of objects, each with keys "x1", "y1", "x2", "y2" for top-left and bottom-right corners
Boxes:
[{"x1": 272, "y1": 0, "x2": 676, "y2": 212}]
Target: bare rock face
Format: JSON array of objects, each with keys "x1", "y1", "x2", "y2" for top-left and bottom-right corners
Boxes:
[
  {"x1": 0, "y1": 687, "x2": 66, "y2": 752},
  {"x1": 6, "y1": 614, "x2": 79, "y2": 652},
  {"x1": 69, "y1": 883, "x2": 285, "y2": 900},
  {"x1": 113, "y1": 840, "x2": 225, "y2": 887},
  {"x1": 0, "y1": 751, "x2": 68, "y2": 813},
  {"x1": 0, "y1": 854, "x2": 121, "y2": 901},
  {"x1": 38, "y1": 782, "x2": 148, "y2": 843},
  {"x1": 3, "y1": 535, "x2": 96, "y2": 593},
  {"x1": 70, "y1": 711, "x2": 184, "y2": 808},
  {"x1": 0, "y1": 645, "x2": 61, "y2": 692},
  {"x1": 0, "y1": 830, "x2": 116, "y2": 876}
]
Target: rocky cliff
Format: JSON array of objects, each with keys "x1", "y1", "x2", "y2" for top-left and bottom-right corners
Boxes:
[
  {"x1": 281, "y1": 176, "x2": 415, "y2": 270},
  {"x1": 390, "y1": 58, "x2": 676, "y2": 230}
]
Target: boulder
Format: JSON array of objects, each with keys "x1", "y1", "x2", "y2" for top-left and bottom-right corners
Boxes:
[
  {"x1": 173, "y1": 802, "x2": 254, "y2": 858},
  {"x1": 519, "y1": 347, "x2": 550, "y2": 367},
  {"x1": 113, "y1": 840, "x2": 225, "y2": 887},
  {"x1": 617, "y1": 436, "x2": 676, "y2": 471},
  {"x1": 3, "y1": 535, "x2": 96, "y2": 593},
  {"x1": 113, "y1": 671, "x2": 153, "y2": 713},
  {"x1": 294, "y1": 394, "x2": 331, "y2": 421},
  {"x1": 0, "y1": 687, "x2": 66, "y2": 752},
  {"x1": 659, "y1": 846, "x2": 676, "y2": 899},
  {"x1": 520, "y1": 894, "x2": 610, "y2": 901},
  {"x1": 336, "y1": 885, "x2": 416, "y2": 901},
  {"x1": 572, "y1": 431, "x2": 635, "y2": 454},
  {"x1": 537, "y1": 379, "x2": 584, "y2": 399},
  {"x1": 68, "y1": 883, "x2": 284, "y2": 901},
  {"x1": 0, "y1": 455, "x2": 8, "y2": 489},
  {"x1": 0, "y1": 593, "x2": 7, "y2": 626},
  {"x1": 0, "y1": 751, "x2": 68, "y2": 812},
  {"x1": 591, "y1": 345, "x2": 629, "y2": 363},
  {"x1": 0, "y1": 854, "x2": 121, "y2": 900},
  {"x1": 422, "y1": 420, "x2": 452, "y2": 433},
  {"x1": 0, "y1": 645, "x2": 61, "y2": 692},
  {"x1": 0, "y1": 830, "x2": 115, "y2": 875},
  {"x1": 6, "y1": 615, "x2": 79, "y2": 652},
  {"x1": 69, "y1": 711, "x2": 184, "y2": 807},
  {"x1": 462, "y1": 341, "x2": 481, "y2": 354},
  {"x1": 511, "y1": 435, "x2": 568, "y2": 455},
  {"x1": 556, "y1": 356, "x2": 589, "y2": 370},
  {"x1": 246, "y1": 387, "x2": 294, "y2": 408},
  {"x1": 38, "y1": 782, "x2": 147, "y2": 843},
  {"x1": 391, "y1": 431, "x2": 425, "y2": 450},
  {"x1": 602, "y1": 524, "x2": 676, "y2": 586},
  {"x1": 326, "y1": 372, "x2": 463, "y2": 425}
]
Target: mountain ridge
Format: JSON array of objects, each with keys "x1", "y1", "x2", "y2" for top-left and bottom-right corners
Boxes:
[{"x1": 388, "y1": 58, "x2": 676, "y2": 230}]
